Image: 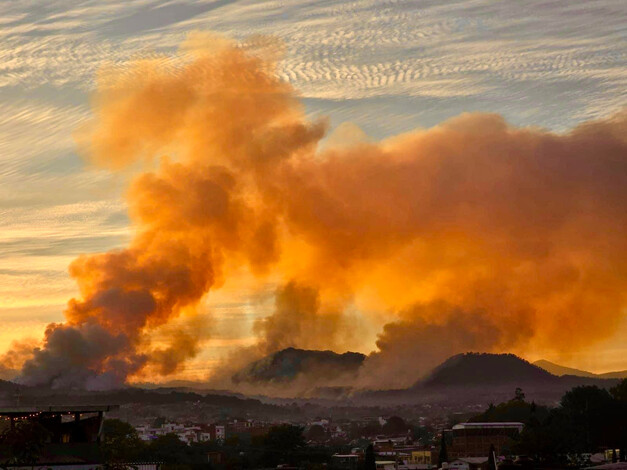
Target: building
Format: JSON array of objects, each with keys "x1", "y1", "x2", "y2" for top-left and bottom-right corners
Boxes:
[
  {"x1": 410, "y1": 450, "x2": 434, "y2": 465},
  {"x1": 136, "y1": 422, "x2": 224, "y2": 443},
  {"x1": 198, "y1": 424, "x2": 225, "y2": 442},
  {"x1": 375, "y1": 460, "x2": 397, "y2": 470},
  {"x1": 226, "y1": 420, "x2": 266, "y2": 439},
  {"x1": 447, "y1": 422, "x2": 523, "y2": 459},
  {"x1": 331, "y1": 454, "x2": 361, "y2": 470},
  {"x1": 0, "y1": 405, "x2": 120, "y2": 470}
]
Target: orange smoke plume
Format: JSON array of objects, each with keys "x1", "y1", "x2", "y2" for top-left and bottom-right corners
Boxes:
[{"x1": 15, "y1": 32, "x2": 627, "y2": 390}]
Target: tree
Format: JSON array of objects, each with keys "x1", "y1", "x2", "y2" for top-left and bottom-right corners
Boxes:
[
  {"x1": 306, "y1": 424, "x2": 326, "y2": 442},
  {"x1": 560, "y1": 385, "x2": 615, "y2": 452},
  {"x1": 610, "y1": 381, "x2": 627, "y2": 459},
  {"x1": 515, "y1": 407, "x2": 571, "y2": 466},
  {"x1": 102, "y1": 419, "x2": 145, "y2": 463},
  {"x1": 146, "y1": 433, "x2": 189, "y2": 464},
  {"x1": 364, "y1": 444, "x2": 376, "y2": 470},
  {"x1": 412, "y1": 425, "x2": 435, "y2": 445},
  {"x1": 438, "y1": 433, "x2": 448, "y2": 465},
  {"x1": 152, "y1": 416, "x2": 167, "y2": 428},
  {"x1": 514, "y1": 384, "x2": 623, "y2": 462},
  {"x1": 487, "y1": 444, "x2": 497, "y2": 470},
  {"x1": 0, "y1": 421, "x2": 51, "y2": 465},
  {"x1": 610, "y1": 378, "x2": 627, "y2": 401},
  {"x1": 514, "y1": 388, "x2": 525, "y2": 402},
  {"x1": 262, "y1": 424, "x2": 306, "y2": 467},
  {"x1": 362, "y1": 422, "x2": 382, "y2": 437},
  {"x1": 264, "y1": 424, "x2": 306, "y2": 452},
  {"x1": 382, "y1": 416, "x2": 408, "y2": 435},
  {"x1": 471, "y1": 400, "x2": 548, "y2": 426}
]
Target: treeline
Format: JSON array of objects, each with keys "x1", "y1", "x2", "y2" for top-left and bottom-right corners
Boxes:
[
  {"x1": 469, "y1": 380, "x2": 627, "y2": 466},
  {"x1": 14, "y1": 388, "x2": 288, "y2": 417}
]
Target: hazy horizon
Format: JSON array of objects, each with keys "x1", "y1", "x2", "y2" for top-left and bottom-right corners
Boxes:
[{"x1": 1, "y1": 0, "x2": 626, "y2": 390}]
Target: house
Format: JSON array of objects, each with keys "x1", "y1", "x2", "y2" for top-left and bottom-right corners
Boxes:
[{"x1": 197, "y1": 423, "x2": 225, "y2": 441}]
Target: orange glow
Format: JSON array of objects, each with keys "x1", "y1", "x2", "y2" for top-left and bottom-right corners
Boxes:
[{"x1": 7, "y1": 33, "x2": 627, "y2": 389}]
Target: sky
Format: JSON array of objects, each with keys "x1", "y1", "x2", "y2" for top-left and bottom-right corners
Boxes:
[{"x1": 1, "y1": 0, "x2": 626, "y2": 381}]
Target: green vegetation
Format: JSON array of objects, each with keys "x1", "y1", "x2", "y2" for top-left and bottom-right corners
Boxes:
[
  {"x1": 102, "y1": 418, "x2": 144, "y2": 463},
  {"x1": 471, "y1": 380, "x2": 627, "y2": 466},
  {"x1": 470, "y1": 392, "x2": 550, "y2": 424},
  {"x1": 99, "y1": 380, "x2": 627, "y2": 469},
  {"x1": 101, "y1": 420, "x2": 336, "y2": 470},
  {"x1": 102, "y1": 419, "x2": 221, "y2": 470},
  {"x1": 0, "y1": 421, "x2": 51, "y2": 465}
]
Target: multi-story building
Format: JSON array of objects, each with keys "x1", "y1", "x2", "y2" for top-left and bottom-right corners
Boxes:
[{"x1": 446, "y1": 422, "x2": 523, "y2": 459}]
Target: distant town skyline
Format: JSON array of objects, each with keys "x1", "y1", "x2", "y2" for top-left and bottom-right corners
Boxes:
[{"x1": 1, "y1": 0, "x2": 626, "y2": 384}]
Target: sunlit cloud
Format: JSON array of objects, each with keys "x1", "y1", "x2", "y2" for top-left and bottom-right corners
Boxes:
[{"x1": 0, "y1": 0, "x2": 625, "y2": 383}]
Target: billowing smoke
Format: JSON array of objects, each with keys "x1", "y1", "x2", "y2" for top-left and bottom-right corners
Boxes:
[
  {"x1": 254, "y1": 282, "x2": 347, "y2": 356},
  {"x1": 21, "y1": 322, "x2": 145, "y2": 390},
  {"x1": 356, "y1": 302, "x2": 535, "y2": 389},
  {"x1": 12, "y1": 34, "x2": 325, "y2": 389},
  {"x1": 8, "y1": 32, "x2": 627, "y2": 390}
]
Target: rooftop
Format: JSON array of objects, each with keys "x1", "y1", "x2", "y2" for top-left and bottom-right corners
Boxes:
[{"x1": 452, "y1": 422, "x2": 523, "y2": 430}]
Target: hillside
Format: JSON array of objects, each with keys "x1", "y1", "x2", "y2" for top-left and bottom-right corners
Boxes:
[
  {"x1": 355, "y1": 352, "x2": 621, "y2": 407},
  {"x1": 598, "y1": 370, "x2": 627, "y2": 379},
  {"x1": 533, "y1": 359, "x2": 597, "y2": 378},
  {"x1": 232, "y1": 347, "x2": 365, "y2": 384},
  {"x1": 419, "y1": 353, "x2": 558, "y2": 388},
  {"x1": 534, "y1": 359, "x2": 627, "y2": 379}
]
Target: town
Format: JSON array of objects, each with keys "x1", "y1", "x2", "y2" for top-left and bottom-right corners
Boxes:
[{"x1": 0, "y1": 379, "x2": 625, "y2": 470}]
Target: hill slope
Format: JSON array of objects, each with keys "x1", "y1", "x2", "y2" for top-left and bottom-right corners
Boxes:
[
  {"x1": 419, "y1": 353, "x2": 559, "y2": 388},
  {"x1": 233, "y1": 347, "x2": 365, "y2": 384},
  {"x1": 534, "y1": 359, "x2": 627, "y2": 379},
  {"x1": 533, "y1": 359, "x2": 597, "y2": 378}
]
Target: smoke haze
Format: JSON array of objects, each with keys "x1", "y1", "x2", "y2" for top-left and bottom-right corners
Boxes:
[{"x1": 6, "y1": 33, "x2": 627, "y2": 390}]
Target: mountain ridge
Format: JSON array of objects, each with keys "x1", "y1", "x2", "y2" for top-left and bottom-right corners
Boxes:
[
  {"x1": 533, "y1": 359, "x2": 627, "y2": 379},
  {"x1": 232, "y1": 347, "x2": 366, "y2": 384},
  {"x1": 417, "y1": 352, "x2": 559, "y2": 388}
]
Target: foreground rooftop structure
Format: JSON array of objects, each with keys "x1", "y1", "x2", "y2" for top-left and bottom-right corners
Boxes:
[{"x1": 0, "y1": 405, "x2": 120, "y2": 468}]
